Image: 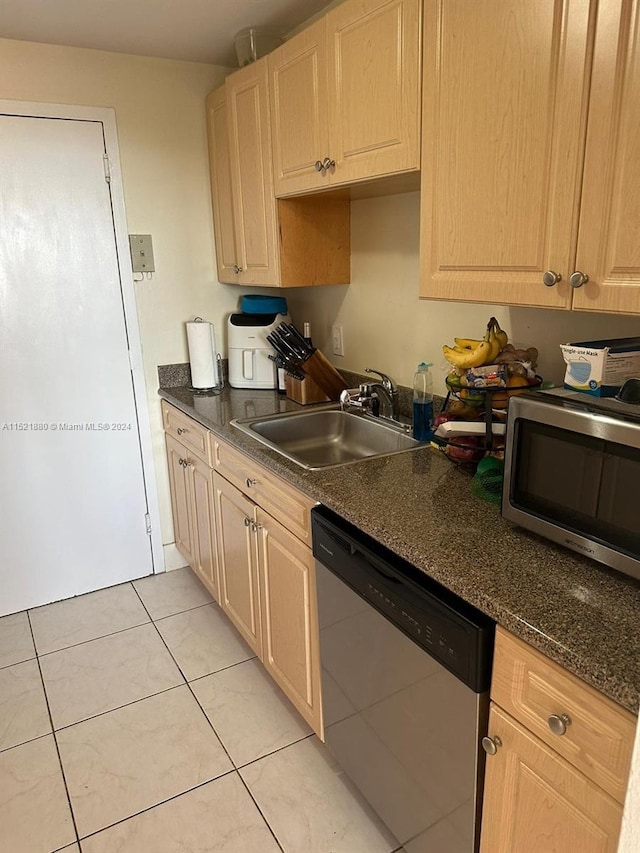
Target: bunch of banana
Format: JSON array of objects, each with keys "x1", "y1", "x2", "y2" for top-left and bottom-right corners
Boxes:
[{"x1": 442, "y1": 317, "x2": 508, "y2": 370}]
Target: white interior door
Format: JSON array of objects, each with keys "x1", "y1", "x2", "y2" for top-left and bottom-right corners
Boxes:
[{"x1": 0, "y1": 113, "x2": 154, "y2": 614}]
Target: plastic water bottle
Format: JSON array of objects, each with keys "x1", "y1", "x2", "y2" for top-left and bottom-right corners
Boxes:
[{"x1": 413, "y1": 362, "x2": 434, "y2": 441}]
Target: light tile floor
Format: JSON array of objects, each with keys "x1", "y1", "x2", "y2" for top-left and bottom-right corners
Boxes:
[{"x1": 0, "y1": 567, "x2": 404, "y2": 853}]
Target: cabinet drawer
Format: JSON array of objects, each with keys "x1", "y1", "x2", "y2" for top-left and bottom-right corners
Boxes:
[
  {"x1": 161, "y1": 401, "x2": 211, "y2": 465},
  {"x1": 213, "y1": 437, "x2": 314, "y2": 544},
  {"x1": 491, "y1": 627, "x2": 635, "y2": 803}
]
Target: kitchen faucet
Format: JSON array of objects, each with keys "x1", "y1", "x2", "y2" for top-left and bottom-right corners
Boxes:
[
  {"x1": 363, "y1": 368, "x2": 400, "y2": 421},
  {"x1": 339, "y1": 368, "x2": 402, "y2": 424}
]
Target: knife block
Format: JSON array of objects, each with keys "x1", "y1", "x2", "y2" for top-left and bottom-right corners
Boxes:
[{"x1": 285, "y1": 374, "x2": 330, "y2": 405}]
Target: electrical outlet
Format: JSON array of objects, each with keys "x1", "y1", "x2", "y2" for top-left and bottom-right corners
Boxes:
[{"x1": 332, "y1": 324, "x2": 344, "y2": 357}]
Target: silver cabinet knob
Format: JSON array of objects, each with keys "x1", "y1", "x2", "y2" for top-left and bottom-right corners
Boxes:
[
  {"x1": 250, "y1": 520, "x2": 262, "y2": 533},
  {"x1": 246, "y1": 478, "x2": 257, "y2": 488},
  {"x1": 481, "y1": 735, "x2": 502, "y2": 755},
  {"x1": 244, "y1": 517, "x2": 251, "y2": 527},
  {"x1": 177, "y1": 427, "x2": 188, "y2": 435},
  {"x1": 314, "y1": 160, "x2": 324, "y2": 172},
  {"x1": 548, "y1": 713, "x2": 572, "y2": 736},
  {"x1": 322, "y1": 157, "x2": 336, "y2": 171},
  {"x1": 542, "y1": 270, "x2": 562, "y2": 287},
  {"x1": 233, "y1": 265, "x2": 243, "y2": 274},
  {"x1": 569, "y1": 271, "x2": 589, "y2": 288}
]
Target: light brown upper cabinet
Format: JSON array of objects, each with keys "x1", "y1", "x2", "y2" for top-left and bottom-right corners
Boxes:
[
  {"x1": 206, "y1": 87, "x2": 237, "y2": 284},
  {"x1": 269, "y1": 0, "x2": 421, "y2": 197},
  {"x1": 207, "y1": 65, "x2": 350, "y2": 287},
  {"x1": 226, "y1": 60, "x2": 280, "y2": 286},
  {"x1": 419, "y1": 0, "x2": 640, "y2": 315},
  {"x1": 572, "y1": 0, "x2": 640, "y2": 313}
]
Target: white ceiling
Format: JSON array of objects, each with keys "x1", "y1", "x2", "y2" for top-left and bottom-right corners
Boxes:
[{"x1": 0, "y1": 0, "x2": 331, "y2": 66}]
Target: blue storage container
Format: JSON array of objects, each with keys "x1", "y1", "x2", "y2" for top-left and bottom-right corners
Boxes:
[{"x1": 240, "y1": 294, "x2": 288, "y2": 316}]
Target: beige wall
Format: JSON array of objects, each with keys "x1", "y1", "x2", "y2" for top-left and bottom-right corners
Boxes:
[
  {"x1": 2, "y1": 37, "x2": 638, "y2": 555},
  {"x1": 0, "y1": 37, "x2": 240, "y2": 552},
  {"x1": 285, "y1": 191, "x2": 640, "y2": 394}
]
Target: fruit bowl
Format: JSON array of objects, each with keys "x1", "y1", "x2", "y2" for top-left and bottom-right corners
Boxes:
[{"x1": 434, "y1": 375, "x2": 543, "y2": 467}]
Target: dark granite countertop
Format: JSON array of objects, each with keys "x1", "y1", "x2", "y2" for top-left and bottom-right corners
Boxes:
[{"x1": 159, "y1": 384, "x2": 640, "y2": 715}]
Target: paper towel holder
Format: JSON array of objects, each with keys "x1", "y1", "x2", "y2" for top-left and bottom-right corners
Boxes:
[{"x1": 187, "y1": 317, "x2": 224, "y2": 394}]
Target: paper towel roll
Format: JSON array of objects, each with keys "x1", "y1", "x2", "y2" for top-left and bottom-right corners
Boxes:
[{"x1": 186, "y1": 320, "x2": 219, "y2": 389}]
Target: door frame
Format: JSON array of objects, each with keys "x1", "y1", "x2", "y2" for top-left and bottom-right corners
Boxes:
[{"x1": 0, "y1": 99, "x2": 163, "y2": 574}]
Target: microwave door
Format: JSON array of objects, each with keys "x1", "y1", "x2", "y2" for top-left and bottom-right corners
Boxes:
[
  {"x1": 596, "y1": 445, "x2": 640, "y2": 552},
  {"x1": 516, "y1": 423, "x2": 604, "y2": 520}
]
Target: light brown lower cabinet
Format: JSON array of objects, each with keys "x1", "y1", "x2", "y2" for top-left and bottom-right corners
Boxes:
[
  {"x1": 165, "y1": 433, "x2": 195, "y2": 568},
  {"x1": 213, "y1": 472, "x2": 262, "y2": 655},
  {"x1": 212, "y1": 471, "x2": 323, "y2": 735},
  {"x1": 187, "y1": 453, "x2": 219, "y2": 601},
  {"x1": 163, "y1": 403, "x2": 322, "y2": 736},
  {"x1": 255, "y1": 505, "x2": 322, "y2": 734},
  {"x1": 163, "y1": 401, "x2": 219, "y2": 601},
  {"x1": 480, "y1": 703, "x2": 623, "y2": 853},
  {"x1": 480, "y1": 628, "x2": 634, "y2": 852},
  {"x1": 165, "y1": 433, "x2": 219, "y2": 602}
]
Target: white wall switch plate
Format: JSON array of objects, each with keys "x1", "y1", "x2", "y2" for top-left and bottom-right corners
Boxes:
[
  {"x1": 332, "y1": 323, "x2": 344, "y2": 357},
  {"x1": 128, "y1": 234, "x2": 155, "y2": 273}
]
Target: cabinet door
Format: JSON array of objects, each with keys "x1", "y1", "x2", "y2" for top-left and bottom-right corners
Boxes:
[
  {"x1": 269, "y1": 19, "x2": 330, "y2": 196},
  {"x1": 327, "y1": 0, "x2": 421, "y2": 185},
  {"x1": 188, "y1": 454, "x2": 219, "y2": 602},
  {"x1": 256, "y1": 507, "x2": 323, "y2": 736},
  {"x1": 165, "y1": 434, "x2": 194, "y2": 565},
  {"x1": 420, "y1": 0, "x2": 594, "y2": 308},
  {"x1": 206, "y1": 87, "x2": 239, "y2": 284},
  {"x1": 226, "y1": 59, "x2": 279, "y2": 287},
  {"x1": 480, "y1": 704, "x2": 623, "y2": 853},
  {"x1": 572, "y1": 0, "x2": 640, "y2": 314},
  {"x1": 213, "y1": 473, "x2": 262, "y2": 655}
]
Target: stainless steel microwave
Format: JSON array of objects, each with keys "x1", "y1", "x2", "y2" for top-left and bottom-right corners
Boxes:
[{"x1": 503, "y1": 388, "x2": 640, "y2": 582}]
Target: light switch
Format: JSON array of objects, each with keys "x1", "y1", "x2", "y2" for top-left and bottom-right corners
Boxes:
[{"x1": 129, "y1": 234, "x2": 155, "y2": 273}]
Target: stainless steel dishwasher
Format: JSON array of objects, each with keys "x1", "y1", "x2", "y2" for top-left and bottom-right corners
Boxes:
[{"x1": 313, "y1": 506, "x2": 494, "y2": 853}]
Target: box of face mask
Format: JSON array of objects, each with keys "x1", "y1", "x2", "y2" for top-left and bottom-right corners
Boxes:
[{"x1": 560, "y1": 337, "x2": 640, "y2": 396}]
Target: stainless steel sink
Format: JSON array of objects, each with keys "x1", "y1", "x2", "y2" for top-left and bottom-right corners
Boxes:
[{"x1": 231, "y1": 405, "x2": 423, "y2": 469}]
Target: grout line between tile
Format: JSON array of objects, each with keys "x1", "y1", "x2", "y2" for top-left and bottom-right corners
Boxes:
[
  {"x1": 0, "y1": 729, "x2": 51, "y2": 756},
  {"x1": 75, "y1": 767, "x2": 238, "y2": 844},
  {"x1": 131, "y1": 582, "x2": 240, "y2": 769},
  {"x1": 236, "y1": 771, "x2": 286, "y2": 853},
  {"x1": 185, "y1": 653, "x2": 258, "y2": 686},
  {"x1": 34, "y1": 617, "x2": 151, "y2": 659},
  {"x1": 25, "y1": 610, "x2": 81, "y2": 849},
  {"x1": 235, "y1": 732, "x2": 315, "y2": 771},
  {"x1": 150, "y1": 598, "x2": 219, "y2": 624},
  {"x1": 0, "y1": 654, "x2": 37, "y2": 672},
  {"x1": 51, "y1": 682, "x2": 187, "y2": 734}
]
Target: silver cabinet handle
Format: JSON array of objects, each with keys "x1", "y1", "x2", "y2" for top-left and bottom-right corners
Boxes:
[
  {"x1": 569, "y1": 271, "x2": 589, "y2": 288},
  {"x1": 481, "y1": 735, "x2": 502, "y2": 755},
  {"x1": 244, "y1": 517, "x2": 251, "y2": 527},
  {"x1": 233, "y1": 265, "x2": 243, "y2": 274},
  {"x1": 177, "y1": 427, "x2": 188, "y2": 435},
  {"x1": 542, "y1": 270, "x2": 562, "y2": 287},
  {"x1": 315, "y1": 158, "x2": 335, "y2": 174},
  {"x1": 246, "y1": 478, "x2": 257, "y2": 488},
  {"x1": 250, "y1": 520, "x2": 262, "y2": 533},
  {"x1": 548, "y1": 713, "x2": 572, "y2": 736}
]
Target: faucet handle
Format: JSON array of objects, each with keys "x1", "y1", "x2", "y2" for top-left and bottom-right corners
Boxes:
[{"x1": 364, "y1": 368, "x2": 397, "y2": 393}]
